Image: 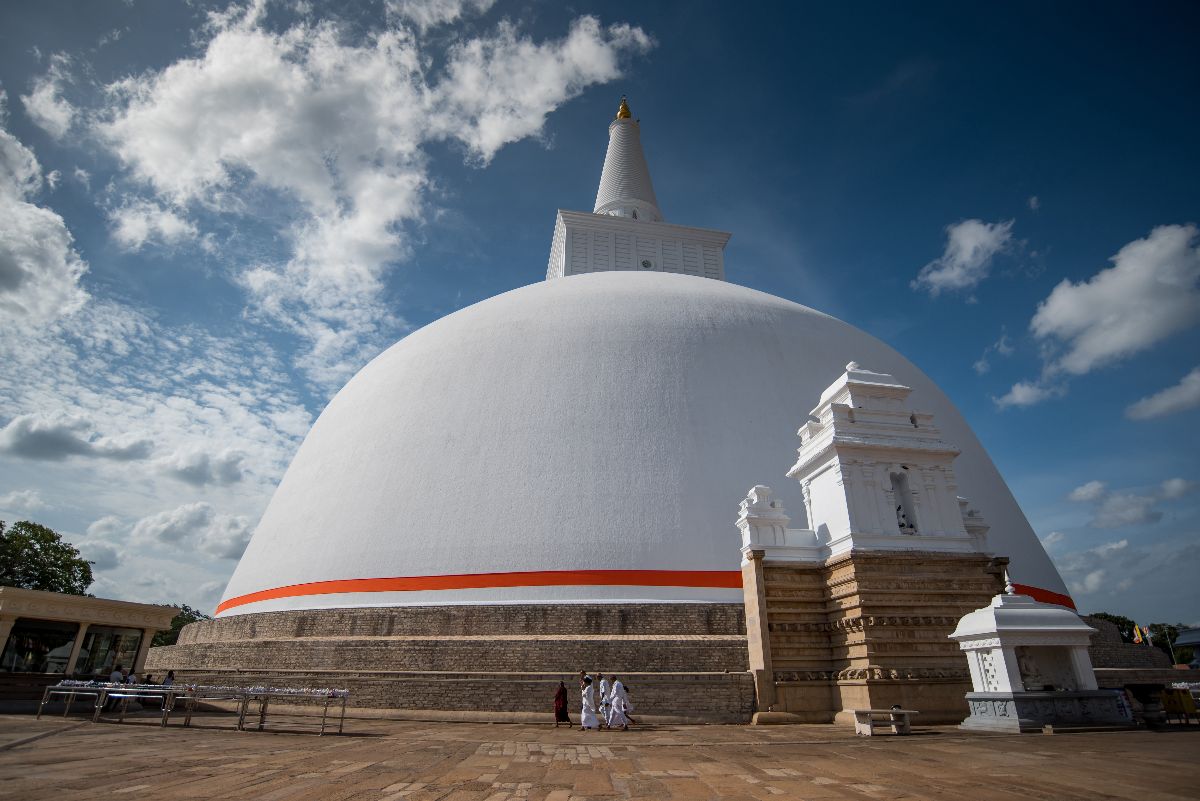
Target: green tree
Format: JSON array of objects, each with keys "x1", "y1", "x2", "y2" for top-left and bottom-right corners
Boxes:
[
  {"x1": 152, "y1": 604, "x2": 213, "y2": 646},
  {"x1": 0, "y1": 520, "x2": 93, "y2": 595},
  {"x1": 1088, "y1": 611, "x2": 1136, "y2": 642}
]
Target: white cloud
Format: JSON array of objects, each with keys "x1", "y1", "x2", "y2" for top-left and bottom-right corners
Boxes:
[
  {"x1": 0, "y1": 412, "x2": 153, "y2": 462},
  {"x1": 386, "y1": 0, "x2": 495, "y2": 32},
  {"x1": 1063, "y1": 540, "x2": 1128, "y2": 595},
  {"x1": 77, "y1": 539, "x2": 122, "y2": 571},
  {"x1": 429, "y1": 18, "x2": 655, "y2": 163},
  {"x1": 130, "y1": 501, "x2": 252, "y2": 559},
  {"x1": 1126, "y1": 366, "x2": 1200, "y2": 420},
  {"x1": 72, "y1": 167, "x2": 90, "y2": 190},
  {"x1": 912, "y1": 218, "x2": 1014, "y2": 296},
  {"x1": 0, "y1": 292, "x2": 313, "y2": 605},
  {"x1": 993, "y1": 380, "x2": 1061, "y2": 409},
  {"x1": 1063, "y1": 477, "x2": 1197, "y2": 528},
  {"x1": 20, "y1": 53, "x2": 76, "y2": 139},
  {"x1": 1031, "y1": 224, "x2": 1200, "y2": 376},
  {"x1": 86, "y1": 515, "x2": 124, "y2": 541},
  {"x1": 1028, "y1": 195, "x2": 1040, "y2": 212},
  {"x1": 0, "y1": 488, "x2": 49, "y2": 512},
  {"x1": 1040, "y1": 530, "x2": 1065, "y2": 548},
  {"x1": 1068, "y1": 480, "x2": 1107, "y2": 502},
  {"x1": 159, "y1": 448, "x2": 245, "y2": 486},
  {"x1": 132, "y1": 502, "x2": 213, "y2": 545},
  {"x1": 95, "y1": 8, "x2": 652, "y2": 388},
  {"x1": 109, "y1": 200, "x2": 198, "y2": 250},
  {"x1": 1161, "y1": 478, "x2": 1197, "y2": 500},
  {"x1": 1093, "y1": 493, "x2": 1161, "y2": 528},
  {"x1": 0, "y1": 91, "x2": 89, "y2": 326}
]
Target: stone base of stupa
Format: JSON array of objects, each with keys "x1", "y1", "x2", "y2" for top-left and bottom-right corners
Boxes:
[
  {"x1": 742, "y1": 550, "x2": 1008, "y2": 725},
  {"x1": 145, "y1": 603, "x2": 756, "y2": 723},
  {"x1": 959, "y1": 690, "x2": 1133, "y2": 732}
]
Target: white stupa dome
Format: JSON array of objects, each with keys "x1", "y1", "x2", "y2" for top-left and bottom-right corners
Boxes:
[{"x1": 218, "y1": 271, "x2": 1070, "y2": 616}]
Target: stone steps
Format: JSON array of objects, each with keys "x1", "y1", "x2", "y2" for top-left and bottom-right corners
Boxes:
[
  {"x1": 179, "y1": 603, "x2": 747, "y2": 644},
  {"x1": 152, "y1": 635, "x2": 750, "y2": 673},
  {"x1": 162, "y1": 669, "x2": 757, "y2": 723}
]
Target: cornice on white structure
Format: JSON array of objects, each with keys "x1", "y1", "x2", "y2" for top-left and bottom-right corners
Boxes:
[
  {"x1": 739, "y1": 362, "x2": 991, "y2": 565},
  {"x1": 546, "y1": 210, "x2": 731, "y2": 280}
]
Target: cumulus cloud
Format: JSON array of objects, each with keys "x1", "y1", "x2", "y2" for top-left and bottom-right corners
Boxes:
[
  {"x1": 77, "y1": 539, "x2": 122, "y2": 571},
  {"x1": 20, "y1": 53, "x2": 76, "y2": 139},
  {"x1": 1068, "y1": 480, "x2": 1107, "y2": 502},
  {"x1": 109, "y1": 199, "x2": 198, "y2": 250},
  {"x1": 159, "y1": 448, "x2": 245, "y2": 486},
  {"x1": 386, "y1": 0, "x2": 495, "y2": 32},
  {"x1": 0, "y1": 488, "x2": 49, "y2": 512},
  {"x1": 132, "y1": 502, "x2": 213, "y2": 544},
  {"x1": 912, "y1": 218, "x2": 1014, "y2": 296},
  {"x1": 1040, "y1": 530, "x2": 1065, "y2": 548},
  {"x1": 86, "y1": 515, "x2": 124, "y2": 541},
  {"x1": 95, "y1": 6, "x2": 652, "y2": 387},
  {"x1": 0, "y1": 91, "x2": 89, "y2": 326},
  {"x1": 130, "y1": 501, "x2": 252, "y2": 559},
  {"x1": 992, "y1": 380, "x2": 1062, "y2": 409},
  {"x1": 1066, "y1": 477, "x2": 1197, "y2": 528},
  {"x1": 1126, "y1": 366, "x2": 1200, "y2": 420},
  {"x1": 0, "y1": 412, "x2": 153, "y2": 461},
  {"x1": 1032, "y1": 224, "x2": 1200, "y2": 376},
  {"x1": 1060, "y1": 539, "x2": 1131, "y2": 595}
]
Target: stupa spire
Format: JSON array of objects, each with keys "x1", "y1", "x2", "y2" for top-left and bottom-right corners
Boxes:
[{"x1": 593, "y1": 96, "x2": 663, "y2": 223}]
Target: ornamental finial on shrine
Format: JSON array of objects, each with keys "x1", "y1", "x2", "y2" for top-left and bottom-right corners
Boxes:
[{"x1": 616, "y1": 96, "x2": 632, "y2": 119}]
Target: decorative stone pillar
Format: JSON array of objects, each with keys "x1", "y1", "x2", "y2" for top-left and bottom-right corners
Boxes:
[
  {"x1": 64, "y1": 622, "x2": 90, "y2": 676},
  {"x1": 740, "y1": 548, "x2": 775, "y2": 712}
]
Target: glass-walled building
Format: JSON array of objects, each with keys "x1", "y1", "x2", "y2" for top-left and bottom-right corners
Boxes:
[{"x1": 0, "y1": 587, "x2": 177, "y2": 679}]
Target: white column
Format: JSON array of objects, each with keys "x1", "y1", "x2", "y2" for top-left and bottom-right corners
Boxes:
[
  {"x1": 1069, "y1": 647, "x2": 1099, "y2": 691},
  {"x1": 998, "y1": 646, "x2": 1024, "y2": 692},
  {"x1": 965, "y1": 650, "x2": 985, "y2": 691}
]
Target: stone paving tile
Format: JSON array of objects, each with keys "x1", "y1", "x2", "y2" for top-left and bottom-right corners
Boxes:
[{"x1": 1, "y1": 714, "x2": 1198, "y2": 800}]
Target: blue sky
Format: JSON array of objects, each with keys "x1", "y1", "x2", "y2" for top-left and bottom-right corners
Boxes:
[{"x1": 0, "y1": 0, "x2": 1197, "y2": 623}]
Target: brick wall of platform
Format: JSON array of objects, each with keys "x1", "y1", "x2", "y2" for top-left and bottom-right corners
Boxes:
[
  {"x1": 178, "y1": 603, "x2": 747, "y2": 644},
  {"x1": 147, "y1": 603, "x2": 754, "y2": 722}
]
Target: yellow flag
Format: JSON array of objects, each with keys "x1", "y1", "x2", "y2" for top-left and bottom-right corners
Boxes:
[{"x1": 1132, "y1": 625, "x2": 1143, "y2": 644}]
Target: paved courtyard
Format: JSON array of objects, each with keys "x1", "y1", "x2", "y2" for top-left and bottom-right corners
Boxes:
[{"x1": 1, "y1": 712, "x2": 1197, "y2": 800}]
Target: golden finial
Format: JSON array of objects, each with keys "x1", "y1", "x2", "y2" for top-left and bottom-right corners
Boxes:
[{"x1": 616, "y1": 96, "x2": 632, "y2": 119}]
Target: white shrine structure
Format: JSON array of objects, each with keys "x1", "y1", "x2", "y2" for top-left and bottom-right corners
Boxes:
[
  {"x1": 150, "y1": 98, "x2": 1077, "y2": 725},
  {"x1": 949, "y1": 578, "x2": 1130, "y2": 731}
]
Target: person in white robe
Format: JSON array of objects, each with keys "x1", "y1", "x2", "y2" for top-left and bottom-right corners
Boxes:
[
  {"x1": 579, "y1": 676, "x2": 599, "y2": 730},
  {"x1": 597, "y1": 673, "x2": 611, "y2": 728},
  {"x1": 607, "y1": 676, "x2": 631, "y2": 730}
]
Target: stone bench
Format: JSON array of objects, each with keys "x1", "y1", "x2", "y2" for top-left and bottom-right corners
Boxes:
[{"x1": 853, "y1": 708, "x2": 918, "y2": 736}]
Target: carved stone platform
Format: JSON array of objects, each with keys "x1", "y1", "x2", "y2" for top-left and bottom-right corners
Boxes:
[{"x1": 960, "y1": 690, "x2": 1132, "y2": 732}]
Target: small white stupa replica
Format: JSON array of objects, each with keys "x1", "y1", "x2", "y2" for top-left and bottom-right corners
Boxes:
[
  {"x1": 949, "y1": 576, "x2": 1131, "y2": 731},
  {"x1": 151, "y1": 98, "x2": 1075, "y2": 724}
]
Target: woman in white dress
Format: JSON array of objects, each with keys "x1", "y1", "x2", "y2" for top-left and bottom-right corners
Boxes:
[
  {"x1": 579, "y1": 676, "x2": 599, "y2": 730},
  {"x1": 607, "y1": 676, "x2": 630, "y2": 731}
]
